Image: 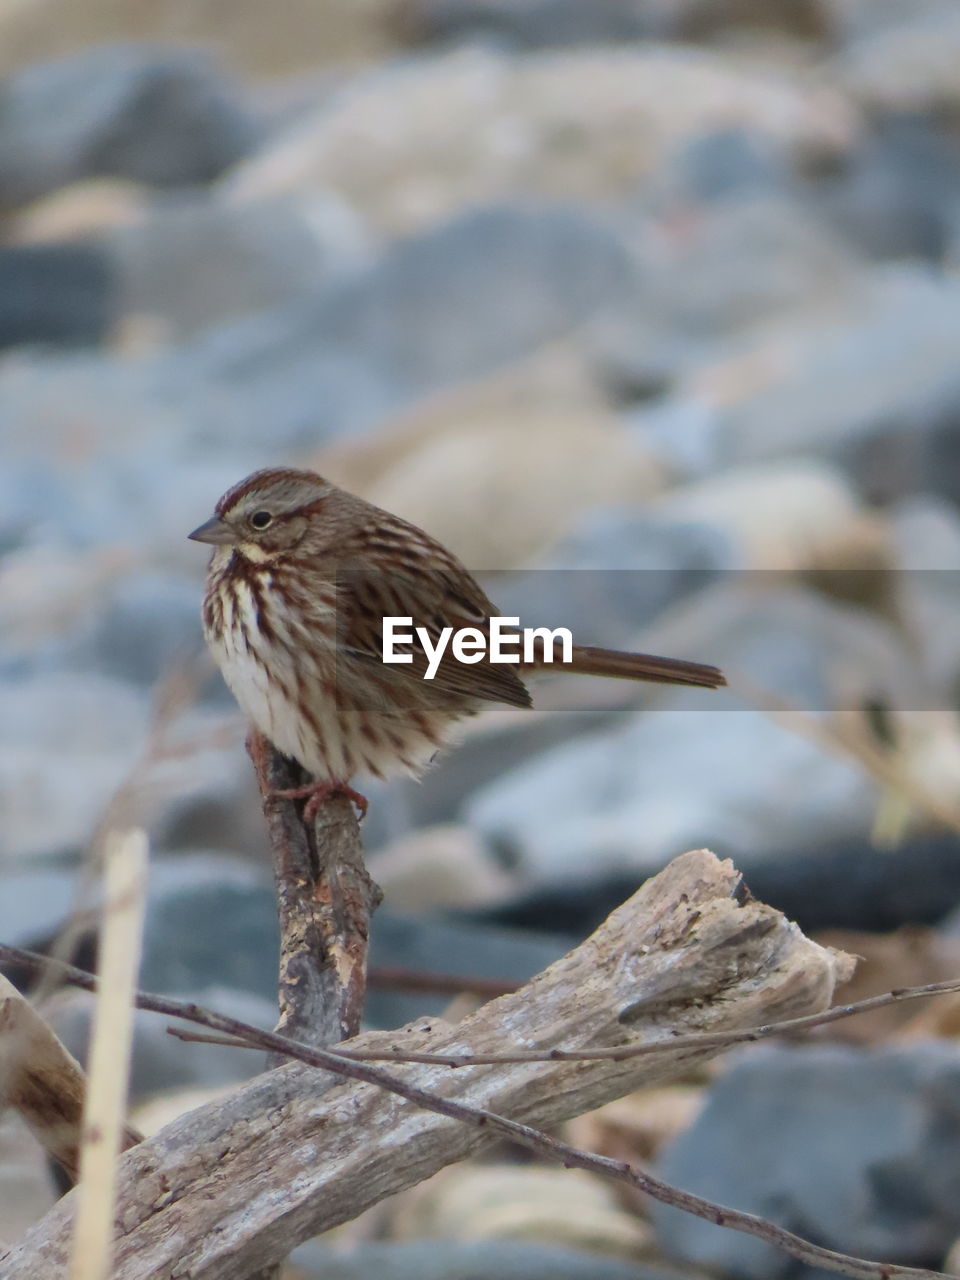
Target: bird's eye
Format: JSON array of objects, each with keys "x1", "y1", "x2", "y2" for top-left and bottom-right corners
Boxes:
[{"x1": 250, "y1": 510, "x2": 273, "y2": 530}]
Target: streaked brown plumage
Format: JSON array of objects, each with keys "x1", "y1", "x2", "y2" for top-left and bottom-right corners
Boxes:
[{"x1": 190, "y1": 467, "x2": 725, "y2": 815}]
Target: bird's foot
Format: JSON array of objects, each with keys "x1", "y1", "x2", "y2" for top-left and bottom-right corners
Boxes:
[{"x1": 270, "y1": 780, "x2": 368, "y2": 822}]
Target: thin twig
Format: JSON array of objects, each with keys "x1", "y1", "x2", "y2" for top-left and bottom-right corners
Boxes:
[
  {"x1": 284, "y1": 975, "x2": 960, "y2": 1067},
  {"x1": 0, "y1": 943, "x2": 949, "y2": 1280}
]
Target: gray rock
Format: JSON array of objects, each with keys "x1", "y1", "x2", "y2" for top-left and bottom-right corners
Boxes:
[
  {"x1": 809, "y1": 114, "x2": 960, "y2": 262},
  {"x1": 467, "y1": 701, "x2": 876, "y2": 883},
  {"x1": 464, "y1": 584, "x2": 914, "y2": 882},
  {"x1": 290, "y1": 1240, "x2": 681, "y2": 1280},
  {"x1": 488, "y1": 510, "x2": 736, "y2": 649},
  {"x1": 403, "y1": 0, "x2": 826, "y2": 45},
  {"x1": 0, "y1": 570, "x2": 205, "y2": 688},
  {"x1": 138, "y1": 855, "x2": 278, "y2": 1001},
  {"x1": 364, "y1": 911, "x2": 569, "y2": 1028},
  {"x1": 889, "y1": 497, "x2": 960, "y2": 696},
  {"x1": 711, "y1": 265, "x2": 960, "y2": 498},
  {"x1": 51, "y1": 983, "x2": 276, "y2": 1100},
  {"x1": 152, "y1": 201, "x2": 636, "y2": 448},
  {"x1": 0, "y1": 242, "x2": 114, "y2": 349},
  {"x1": 835, "y1": 4, "x2": 960, "y2": 113},
  {"x1": 654, "y1": 1042, "x2": 960, "y2": 1277},
  {"x1": 659, "y1": 127, "x2": 792, "y2": 206},
  {"x1": 109, "y1": 191, "x2": 373, "y2": 338},
  {"x1": 589, "y1": 197, "x2": 864, "y2": 399},
  {"x1": 0, "y1": 202, "x2": 633, "y2": 488},
  {"x1": 0, "y1": 851, "x2": 265, "y2": 952},
  {"x1": 0, "y1": 672, "x2": 151, "y2": 859},
  {"x1": 137, "y1": 850, "x2": 569, "y2": 1026},
  {"x1": 0, "y1": 44, "x2": 260, "y2": 210},
  {"x1": 400, "y1": 0, "x2": 669, "y2": 46},
  {"x1": 0, "y1": 669, "x2": 248, "y2": 860},
  {"x1": 822, "y1": 0, "x2": 952, "y2": 41}
]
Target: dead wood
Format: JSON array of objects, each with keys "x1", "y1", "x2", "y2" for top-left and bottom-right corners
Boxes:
[{"x1": 2, "y1": 849, "x2": 852, "y2": 1280}]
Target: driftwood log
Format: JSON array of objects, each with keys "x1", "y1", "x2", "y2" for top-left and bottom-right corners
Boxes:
[
  {"x1": 0, "y1": 974, "x2": 141, "y2": 1188},
  {"x1": 3, "y1": 849, "x2": 851, "y2": 1280}
]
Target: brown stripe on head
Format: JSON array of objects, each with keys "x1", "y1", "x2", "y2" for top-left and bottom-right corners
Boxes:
[{"x1": 215, "y1": 468, "x2": 332, "y2": 518}]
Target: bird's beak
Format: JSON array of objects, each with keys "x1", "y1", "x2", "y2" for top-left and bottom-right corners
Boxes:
[{"x1": 188, "y1": 515, "x2": 236, "y2": 546}]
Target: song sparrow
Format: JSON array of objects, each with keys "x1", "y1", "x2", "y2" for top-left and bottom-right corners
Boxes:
[{"x1": 190, "y1": 467, "x2": 725, "y2": 817}]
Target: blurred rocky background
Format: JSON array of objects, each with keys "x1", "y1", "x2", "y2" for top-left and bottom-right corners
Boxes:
[{"x1": 3, "y1": 0, "x2": 960, "y2": 1275}]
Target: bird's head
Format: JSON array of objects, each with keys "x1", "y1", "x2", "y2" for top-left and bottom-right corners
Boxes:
[{"x1": 188, "y1": 468, "x2": 336, "y2": 563}]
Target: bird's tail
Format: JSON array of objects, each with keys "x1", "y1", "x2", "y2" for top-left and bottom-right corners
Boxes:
[{"x1": 563, "y1": 644, "x2": 726, "y2": 689}]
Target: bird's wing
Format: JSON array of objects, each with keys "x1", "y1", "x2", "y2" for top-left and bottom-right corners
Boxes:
[{"x1": 334, "y1": 555, "x2": 532, "y2": 710}]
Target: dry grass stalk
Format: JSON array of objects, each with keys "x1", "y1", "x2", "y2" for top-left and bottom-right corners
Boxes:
[{"x1": 68, "y1": 828, "x2": 147, "y2": 1280}]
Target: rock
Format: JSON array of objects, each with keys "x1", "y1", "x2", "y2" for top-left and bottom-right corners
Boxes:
[
  {"x1": 49, "y1": 983, "x2": 277, "y2": 1100},
  {"x1": 0, "y1": 242, "x2": 114, "y2": 349},
  {"x1": 395, "y1": 1163, "x2": 651, "y2": 1256},
  {"x1": 808, "y1": 114, "x2": 960, "y2": 262},
  {"x1": 488, "y1": 507, "x2": 734, "y2": 650},
  {"x1": 373, "y1": 824, "x2": 518, "y2": 913},
  {"x1": 0, "y1": 0, "x2": 398, "y2": 78},
  {"x1": 361, "y1": 403, "x2": 664, "y2": 570},
  {"x1": 475, "y1": 833, "x2": 960, "y2": 939},
  {"x1": 588, "y1": 197, "x2": 867, "y2": 401},
  {"x1": 648, "y1": 459, "x2": 883, "y2": 570},
  {"x1": 466, "y1": 700, "x2": 877, "y2": 883},
  {"x1": 396, "y1": 0, "x2": 669, "y2": 46},
  {"x1": 695, "y1": 265, "x2": 960, "y2": 500},
  {"x1": 7, "y1": 177, "x2": 149, "y2": 244},
  {"x1": 0, "y1": 670, "x2": 248, "y2": 860},
  {"x1": 0, "y1": 1112, "x2": 56, "y2": 1246},
  {"x1": 821, "y1": 0, "x2": 952, "y2": 42},
  {"x1": 0, "y1": 553, "x2": 205, "y2": 689},
  {"x1": 654, "y1": 1042, "x2": 960, "y2": 1276},
  {"x1": 365, "y1": 912, "x2": 570, "y2": 1028},
  {"x1": 464, "y1": 583, "x2": 914, "y2": 883},
  {"x1": 889, "y1": 496, "x2": 960, "y2": 696},
  {"x1": 226, "y1": 44, "x2": 856, "y2": 236},
  {"x1": 400, "y1": 0, "x2": 828, "y2": 45},
  {"x1": 136, "y1": 853, "x2": 278, "y2": 1003},
  {"x1": 834, "y1": 5, "x2": 960, "y2": 113},
  {"x1": 0, "y1": 44, "x2": 260, "y2": 211},
  {"x1": 0, "y1": 204, "x2": 629, "y2": 484},
  {"x1": 161, "y1": 203, "x2": 635, "y2": 449},
  {"x1": 108, "y1": 191, "x2": 373, "y2": 338},
  {"x1": 288, "y1": 1240, "x2": 679, "y2": 1280},
  {"x1": 0, "y1": 672, "x2": 151, "y2": 859}
]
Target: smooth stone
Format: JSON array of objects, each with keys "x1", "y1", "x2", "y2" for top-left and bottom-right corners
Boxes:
[
  {"x1": 289, "y1": 1240, "x2": 683, "y2": 1280},
  {"x1": 464, "y1": 583, "x2": 916, "y2": 883},
  {"x1": 108, "y1": 191, "x2": 372, "y2": 338},
  {"x1": 835, "y1": 4, "x2": 960, "y2": 112},
  {"x1": 809, "y1": 113, "x2": 960, "y2": 262},
  {"x1": 0, "y1": 242, "x2": 114, "y2": 349},
  {"x1": 50, "y1": 984, "x2": 277, "y2": 1100},
  {"x1": 699, "y1": 265, "x2": 960, "y2": 500},
  {"x1": 654, "y1": 1042, "x2": 960, "y2": 1276},
  {"x1": 226, "y1": 44, "x2": 855, "y2": 236},
  {"x1": 0, "y1": 44, "x2": 259, "y2": 210},
  {"x1": 474, "y1": 833, "x2": 960, "y2": 938},
  {"x1": 488, "y1": 508, "x2": 735, "y2": 648}
]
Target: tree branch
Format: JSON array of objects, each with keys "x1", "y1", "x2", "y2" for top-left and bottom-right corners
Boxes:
[
  {"x1": 0, "y1": 974, "x2": 140, "y2": 1186},
  {"x1": 246, "y1": 733, "x2": 381, "y2": 1053}
]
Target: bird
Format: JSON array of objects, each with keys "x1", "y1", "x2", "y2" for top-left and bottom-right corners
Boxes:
[{"x1": 190, "y1": 467, "x2": 725, "y2": 818}]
